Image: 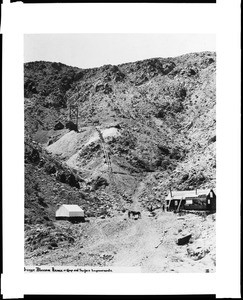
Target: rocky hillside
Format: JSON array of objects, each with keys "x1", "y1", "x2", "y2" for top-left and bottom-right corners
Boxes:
[{"x1": 24, "y1": 51, "x2": 216, "y2": 223}]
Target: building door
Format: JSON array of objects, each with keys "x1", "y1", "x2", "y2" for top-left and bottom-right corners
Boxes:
[{"x1": 207, "y1": 198, "x2": 211, "y2": 210}]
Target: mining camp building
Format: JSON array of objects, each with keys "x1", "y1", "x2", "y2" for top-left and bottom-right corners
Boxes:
[
  {"x1": 56, "y1": 204, "x2": 85, "y2": 223},
  {"x1": 165, "y1": 188, "x2": 216, "y2": 212}
]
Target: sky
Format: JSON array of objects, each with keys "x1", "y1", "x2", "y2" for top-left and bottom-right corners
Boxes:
[{"x1": 24, "y1": 34, "x2": 216, "y2": 69}]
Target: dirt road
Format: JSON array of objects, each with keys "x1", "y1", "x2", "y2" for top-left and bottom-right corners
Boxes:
[{"x1": 25, "y1": 207, "x2": 216, "y2": 273}]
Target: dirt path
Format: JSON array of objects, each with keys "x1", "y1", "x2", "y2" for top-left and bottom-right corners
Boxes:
[
  {"x1": 110, "y1": 210, "x2": 215, "y2": 272},
  {"x1": 111, "y1": 213, "x2": 166, "y2": 271},
  {"x1": 25, "y1": 206, "x2": 216, "y2": 273},
  {"x1": 108, "y1": 180, "x2": 166, "y2": 271},
  {"x1": 130, "y1": 180, "x2": 146, "y2": 211}
]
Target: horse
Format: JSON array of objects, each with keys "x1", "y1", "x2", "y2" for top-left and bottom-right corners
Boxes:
[{"x1": 128, "y1": 210, "x2": 141, "y2": 219}]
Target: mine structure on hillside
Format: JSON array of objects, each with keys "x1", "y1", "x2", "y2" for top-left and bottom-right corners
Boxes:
[
  {"x1": 95, "y1": 127, "x2": 123, "y2": 207},
  {"x1": 67, "y1": 90, "x2": 86, "y2": 132},
  {"x1": 67, "y1": 92, "x2": 79, "y2": 131},
  {"x1": 68, "y1": 103, "x2": 79, "y2": 128}
]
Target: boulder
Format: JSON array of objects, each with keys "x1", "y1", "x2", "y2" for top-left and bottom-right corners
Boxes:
[
  {"x1": 208, "y1": 135, "x2": 216, "y2": 144},
  {"x1": 56, "y1": 171, "x2": 67, "y2": 183},
  {"x1": 67, "y1": 174, "x2": 80, "y2": 189},
  {"x1": 29, "y1": 148, "x2": 40, "y2": 164},
  {"x1": 50, "y1": 242, "x2": 58, "y2": 248},
  {"x1": 47, "y1": 139, "x2": 53, "y2": 146},
  {"x1": 187, "y1": 244, "x2": 210, "y2": 260},
  {"x1": 92, "y1": 176, "x2": 109, "y2": 190},
  {"x1": 158, "y1": 145, "x2": 170, "y2": 156},
  {"x1": 104, "y1": 83, "x2": 112, "y2": 94},
  {"x1": 177, "y1": 234, "x2": 192, "y2": 245},
  {"x1": 44, "y1": 163, "x2": 56, "y2": 175},
  {"x1": 188, "y1": 68, "x2": 197, "y2": 76}
]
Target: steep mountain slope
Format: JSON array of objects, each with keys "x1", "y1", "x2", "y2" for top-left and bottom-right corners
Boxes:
[
  {"x1": 24, "y1": 51, "x2": 216, "y2": 220},
  {"x1": 25, "y1": 138, "x2": 118, "y2": 227}
]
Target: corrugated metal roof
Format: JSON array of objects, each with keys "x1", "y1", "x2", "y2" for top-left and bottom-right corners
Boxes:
[
  {"x1": 165, "y1": 188, "x2": 215, "y2": 200},
  {"x1": 61, "y1": 204, "x2": 84, "y2": 212}
]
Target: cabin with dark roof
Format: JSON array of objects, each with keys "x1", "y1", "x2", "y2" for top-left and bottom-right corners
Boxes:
[{"x1": 165, "y1": 188, "x2": 216, "y2": 213}]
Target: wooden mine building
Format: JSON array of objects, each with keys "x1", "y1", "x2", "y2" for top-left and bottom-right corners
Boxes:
[{"x1": 165, "y1": 188, "x2": 216, "y2": 213}]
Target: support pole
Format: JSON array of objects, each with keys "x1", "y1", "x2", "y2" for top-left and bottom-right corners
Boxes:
[
  {"x1": 69, "y1": 105, "x2": 71, "y2": 121},
  {"x1": 168, "y1": 199, "x2": 172, "y2": 211},
  {"x1": 176, "y1": 197, "x2": 183, "y2": 213},
  {"x1": 76, "y1": 104, "x2": 79, "y2": 130}
]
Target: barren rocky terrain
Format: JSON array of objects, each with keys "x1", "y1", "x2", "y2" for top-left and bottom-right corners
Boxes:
[{"x1": 24, "y1": 51, "x2": 216, "y2": 272}]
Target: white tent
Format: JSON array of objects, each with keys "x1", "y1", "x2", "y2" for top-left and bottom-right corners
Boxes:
[{"x1": 56, "y1": 204, "x2": 84, "y2": 219}]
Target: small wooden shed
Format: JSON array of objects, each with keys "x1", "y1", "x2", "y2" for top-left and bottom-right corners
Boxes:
[
  {"x1": 54, "y1": 121, "x2": 64, "y2": 131},
  {"x1": 56, "y1": 204, "x2": 85, "y2": 223},
  {"x1": 165, "y1": 188, "x2": 216, "y2": 212}
]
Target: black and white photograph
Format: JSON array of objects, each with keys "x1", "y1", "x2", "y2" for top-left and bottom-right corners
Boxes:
[
  {"x1": 24, "y1": 33, "x2": 216, "y2": 272},
  {"x1": 2, "y1": 1, "x2": 241, "y2": 297}
]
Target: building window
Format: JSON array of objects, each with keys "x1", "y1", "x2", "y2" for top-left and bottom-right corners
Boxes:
[
  {"x1": 174, "y1": 201, "x2": 178, "y2": 205},
  {"x1": 186, "y1": 200, "x2": 193, "y2": 204},
  {"x1": 208, "y1": 199, "x2": 211, "y2": 204},
  {"x1": 210, "y1": 192, "x2": 213, "y2": 198}
]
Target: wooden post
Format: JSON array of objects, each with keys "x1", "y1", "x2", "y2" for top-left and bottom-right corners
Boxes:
[
  {"x1": 169, "y1": 187, "x2": 172, "y2": 197},
  {"x1": 167, "y1": 187, "x2": 173, "y2": 211},
  {"x1": 69, "y1": 105, "x2": 71, "y2": 121},
  {"x1": 76, "y1": 104, "x2": 79, "y2": 130},
  {"x1": 176, "y1": 197, "x2": 183, "y2": 213},
  {"x1": 168, "y1": 199, "x2": 172, "y2": 211}
]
